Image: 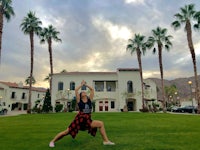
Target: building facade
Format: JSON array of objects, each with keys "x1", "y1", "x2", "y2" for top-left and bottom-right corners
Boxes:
[
  {"x1": 51, "y1": 68, "x2": 157, "y2": 112},
  {"x1": 0, "y1": 81, "x2": 46, "y2": 111}
]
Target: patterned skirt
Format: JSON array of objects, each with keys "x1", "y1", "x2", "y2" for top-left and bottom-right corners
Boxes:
[{"x1": 67, "y1": 111, "x2": 97, "y2": 138}]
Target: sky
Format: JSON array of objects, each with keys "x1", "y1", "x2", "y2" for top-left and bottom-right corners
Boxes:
[{"x1": 0, "y1": 0, "x2": 200, "y2": 88}]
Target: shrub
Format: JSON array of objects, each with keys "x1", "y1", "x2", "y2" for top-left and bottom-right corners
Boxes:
[{"x1": 55, "y1": 104, "x2": 63, "y2": 112}]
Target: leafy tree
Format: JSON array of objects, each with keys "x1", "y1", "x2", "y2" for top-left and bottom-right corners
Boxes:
[
  {"x1": 42, "y1": 89, "x2": 52, "y2": 113},
  {"x1": 126, "y1": 34, "x2": 147, "y2": 110},
  {"x1": 165, "y1": 85, "x2": 178, "y2": 107},
  {"x1": 147, "y1": 27, "x2": 173, "y2": 112},
  {"x1": 0, "y1": 0, "x2": 15, "y2": 63},
  {"x1": 20, "y1": 11, "x2": 42, "y2": 113},
  {"x1": 40, "y1": 25, "x2": 61, "y2": 96},
  {"x1": 60, "y1": 69, "x2": 67, "y2": 73},
  {"x1": 171, "y1": 4, "x2": 200, "y2": 113}
]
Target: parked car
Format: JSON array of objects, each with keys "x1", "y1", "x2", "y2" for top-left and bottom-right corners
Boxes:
[
  {"x1": 171, "y1": 106, "x2": 179, "y2": 112},
  {"x1": 175, "y1": 106, "x2": 197, "y2": 113}
]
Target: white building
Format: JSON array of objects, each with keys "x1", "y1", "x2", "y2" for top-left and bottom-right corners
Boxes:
[
  {"x1": 51, "y1": 68, "x2": 158, "y2": 112},
  {"x1": 0, "y1": 81, "x2": 46, "y2": 111}
]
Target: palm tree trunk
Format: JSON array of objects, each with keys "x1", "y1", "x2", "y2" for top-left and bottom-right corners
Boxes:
[
  {"x1": 48, "y1": 39, "x2": 53, "y2": 96},
  {"x1": 137, "y1": 48, "x2": 145, "y2": 109},
  {"x1": 28, "y1": 32, "x2": 34, "y2": 114},
  {"x1": 0, "y1": 13, "x2": 3, "y2": 63},
  {"x1": 186, "y1": 21, "x2": 200, "y2": 113},
  {"x1": 158, "y1": 44, "x2": 166, "y2": 112}
]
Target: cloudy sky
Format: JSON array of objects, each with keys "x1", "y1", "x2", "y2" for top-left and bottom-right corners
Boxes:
[{"x1": 0, "y1": 0, "x2": 200, "y2": 88}]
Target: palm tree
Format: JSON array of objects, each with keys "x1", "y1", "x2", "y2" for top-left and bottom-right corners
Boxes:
[
  {"x1": 171, "y1": 4, "x2": 200, "y2": 113},
  {"x1": 40, "y1": 25, "x2": 61, "y2": 96},
  {"x1": 44, "y1": 74, "x2": 51, "y2": 83},
  {"x1": 20, "y1": 11, "x2": 42, "y2": 113},
  {"x1": 147, "y1": 27, "x2": 173, "y2": 112},
  {"x1": 25, "y1": 76, "x2": 36, "y2": 85},
  {"x1": 126, "y1": 34, "x2": 147, "y2": 110},
  {"x1": 0, "y1": 0, "x2": 15, "y2": 63}
]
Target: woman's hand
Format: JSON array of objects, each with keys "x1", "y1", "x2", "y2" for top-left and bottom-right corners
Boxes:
[{"x1": 81, "y1": 80, "x2": 86, "y2": 86}]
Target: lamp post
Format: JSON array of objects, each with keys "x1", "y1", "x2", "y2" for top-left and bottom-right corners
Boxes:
[
  {"x1": 188, "y1": 81, "x2": 194, "y2": 113},
  {"x1": 174, "y1": 92, "x2": 178, "y2": 106},
  {"x1": 67, "y1": 89, "x2": 70, "y2": 111}
]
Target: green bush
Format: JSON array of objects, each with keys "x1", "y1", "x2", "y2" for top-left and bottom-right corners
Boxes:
[{"x1": 55, "y1": 104, "x2": 63, "y2": 112}]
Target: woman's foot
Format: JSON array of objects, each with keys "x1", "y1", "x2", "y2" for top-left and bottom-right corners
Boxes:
[
  {"x1": 49, "y1": 141, "x2": 55, "y2": 147},
  {"x1": 103, "y1": 141, "x2": 115, "y2": 145}
]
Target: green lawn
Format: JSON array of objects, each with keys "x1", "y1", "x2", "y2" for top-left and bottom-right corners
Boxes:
[{"x1": 0, "y1": 112, "x2": 200, "y2": 150}]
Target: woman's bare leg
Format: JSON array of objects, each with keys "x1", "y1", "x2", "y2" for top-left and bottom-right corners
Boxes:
[
  {"x1": 91, "y1": 120, "x2": 109, "y2": 142},
  {"x1": 50, "y1": 128, "x2": 69, "y2": 143}
]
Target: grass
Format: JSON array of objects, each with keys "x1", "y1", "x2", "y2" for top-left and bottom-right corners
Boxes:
[{"x1": 0, "y1": 112, "x2": 200, "y2": 150}]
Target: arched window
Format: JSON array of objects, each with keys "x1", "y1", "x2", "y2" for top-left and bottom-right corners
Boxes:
[
  {"x1": 70, "y1": 81, "x2": 75, "y2": 90},
  {"x1": 58, "y1": 82, "x2": 64, "y2": 91},
  {"x1": 127, "y1": 81, "x2": 133, "y2": 93}
]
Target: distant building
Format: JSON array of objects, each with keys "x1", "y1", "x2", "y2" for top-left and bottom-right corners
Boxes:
[
  {"x1": 51, "y1": 68, "x2": 158, "y2": 112},
  {"x1": 0, "y1": 81, "x2": 46, "y2": 111}
]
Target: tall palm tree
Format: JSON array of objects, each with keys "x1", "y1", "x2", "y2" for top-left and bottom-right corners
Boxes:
[
  {"x1": 20, "y1": 11, "x2": 42, "y2": 113},
  {"x1": 147, "y1": 27, "x2": 173, "y2": 112},
  {"x1": 126, "y1": 34, "x2": 147, "y2": 110},
  {"x1": 44, "y1": 74, "x2": 51, "y2": 83},
  {"x1": 40, "y1": 25, "x2": 61, "y2": 96},
  {"x1": 171, "y1": 4, "x2": 200, "y2": 113},
  {"x1": 0, "y1": 0, "x2": 15, "y2": 63},
  {"x1": 25, "y1": 76, "x2": 36, "y2": 85}
]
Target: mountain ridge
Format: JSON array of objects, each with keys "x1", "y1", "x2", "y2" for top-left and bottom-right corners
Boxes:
[{"x1": 148, "y1": 75, "x2": 200, "y2": 101}]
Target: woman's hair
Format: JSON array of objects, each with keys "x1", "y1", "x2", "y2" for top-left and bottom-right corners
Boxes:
[
  {"x1": 79, "y1": 92, "x2": 82, "y2": 99},
  {"x1": 79, "y1": 92, "x2": 89, "y2": 100}
]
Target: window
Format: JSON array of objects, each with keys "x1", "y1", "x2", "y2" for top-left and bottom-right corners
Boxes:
[
  {"x1": 58, "y1": 82, "x2": 64, "y2": 90},
  {"x1": 106, "y1": 81, "x2": 116, "y2": 92},
  {"x1": 127, "y1": 81, "x2": 133, "y2": 93},
  {"x1": 81, "y1": 85, "x2": 86, "y2": 90},
  {"x1": 22, "y1": 93, "x2": 26, "y2": 99},
  {"x1": 11, "y1": 92, "x2": 16, "y2": 99},
  {"x1": 70, "y1": 81, "x2": 75, "y2": 90},
  {"x1": 111, "y1": 101, "x2": 115, "y2": 109},
  {"x1": 95, "y1": 81, "x2": 104, "y2": 92},
  {"x1": 37, "y1": 94, "x2": 40, "y2": 98}
]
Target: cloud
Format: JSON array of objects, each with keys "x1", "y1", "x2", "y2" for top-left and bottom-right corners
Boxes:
[
  {"x1": 1, "y1": 0, "x2": 200, "y2": 88},
  {"x1": 125, "y1": 0, "x2": 145, "y2": 5}
]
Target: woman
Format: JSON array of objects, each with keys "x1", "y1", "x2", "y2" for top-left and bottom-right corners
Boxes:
[{"x1": 49, "y1": 80, "x2": 115, "y2": 147}]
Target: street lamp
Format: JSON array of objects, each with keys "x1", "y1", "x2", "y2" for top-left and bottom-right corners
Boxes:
[
  {"x1": 188, "y1": 81, "x2": 194, "y2": 113},
  {"x1": 174, "y1": 92, "x2": 177, "y2": 106},
  {"x1": 67, "y1": 89, "x2": 70, "y2": 111}
]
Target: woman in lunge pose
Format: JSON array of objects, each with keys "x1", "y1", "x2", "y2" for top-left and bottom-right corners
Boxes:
[{"x1": 49, "y1": 80, "x2": 115, "y2": 147}]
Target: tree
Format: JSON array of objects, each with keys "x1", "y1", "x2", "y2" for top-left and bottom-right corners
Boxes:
[
  {"x1": 25, "y1": 76, "x2": 36, "y2": 85},
  {"x1": 165, "y1": 85, "x2": 178, "y2": 107},
  {"x1": 40, "y1": 25, "x2": 61, "y2": 96},
  {"x1": 0, "y1": 0, "x2": 15, "y2": 63},
  {"x1": 44, "y1": 73, "x2": 51, "y2": 83},
  {"x1": 42, "y1": 89, "x2": 52, "y2": 113},
  {"x1": 126, "y1": 34, "x2": 147, "y2": 110},
  {"x1": 147, "y1": 27, "x2": 173, "y2": 112},
  {"x1": 171, "y1": 4, "x2": 200, "y2": 113},
  {"x1": 20, "y1": 11, "x2": 42, "y2": 113}
]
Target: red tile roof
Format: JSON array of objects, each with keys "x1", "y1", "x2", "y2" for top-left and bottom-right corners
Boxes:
[{"x1": 0, "y1": 81, "x2": 46, "y2": 92}]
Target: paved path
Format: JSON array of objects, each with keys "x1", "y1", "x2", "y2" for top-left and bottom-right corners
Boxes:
[{"x1": 0, "y1": 111, "x2": 27, "y2": 117}]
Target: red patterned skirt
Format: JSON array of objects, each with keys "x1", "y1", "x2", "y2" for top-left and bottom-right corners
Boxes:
[{"x1": 67, "y1": 111, "x2": 97, "y2": 138}]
